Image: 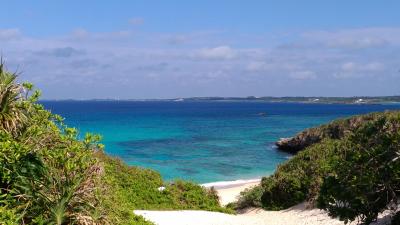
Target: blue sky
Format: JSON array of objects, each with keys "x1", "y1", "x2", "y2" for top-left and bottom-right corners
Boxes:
[{"x1": 1, "y1": 0, "x2": 400, "y2": 99}]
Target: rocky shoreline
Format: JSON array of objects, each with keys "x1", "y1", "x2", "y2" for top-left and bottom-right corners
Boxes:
[
  {"x1": 275, "y1": 112, "x2": 383, "y2": 154},
  {"x1": 275, "y1": 136, "x2": 321, "y2": 154}
]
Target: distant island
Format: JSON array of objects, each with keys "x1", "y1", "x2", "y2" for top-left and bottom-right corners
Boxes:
[
  {"x1": 177, "y1": 96, "x2": 400, "y2": 104},
  {"x1": 41, "y1": 96, "x2": 400, "y2": 104}
]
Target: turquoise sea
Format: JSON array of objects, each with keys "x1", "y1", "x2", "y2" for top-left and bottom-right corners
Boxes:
[{"x1": 42, "y1": 101, "x2": 400, "y2": 183}]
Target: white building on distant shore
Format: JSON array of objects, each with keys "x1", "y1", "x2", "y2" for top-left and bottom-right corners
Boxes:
[{"x1": 355, "y1": 98, "x2": 365, "y2": 103}]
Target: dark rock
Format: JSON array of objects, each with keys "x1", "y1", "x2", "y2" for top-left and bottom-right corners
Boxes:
[
  {"x1": 275, "y1": 112, "x2": 383, "y2": 154},
  {"x1": 257, "y1": 112, "x2": 267, "y2": 116},
  {"x1": 276, "y1": 135, "x2": 321, "y2": 154}
]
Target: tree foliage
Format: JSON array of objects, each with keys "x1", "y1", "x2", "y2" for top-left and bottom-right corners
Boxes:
[
  {"x1": 0, "y1": 60, "x2": 230, "y2": 225},
  {"x1": 0, "y1": 59, "x2": 105, "y2": 224},
  {"x1": 318, "y1": 113, "x2": 400, "y2": 224},
  {"x1": 238, "y1": 111, "x2": 400, "y2": 225},
  {"x1": 0, "y1": 61, "x2": 27, "y2": 136}
]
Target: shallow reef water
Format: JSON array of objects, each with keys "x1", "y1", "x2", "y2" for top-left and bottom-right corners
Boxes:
[{"x1": 42, "y1": 100, "x2": 400, "y2": 183}]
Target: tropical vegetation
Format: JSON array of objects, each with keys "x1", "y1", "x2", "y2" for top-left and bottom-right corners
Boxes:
[
  {"x1": 2, "y1": 57, "x2": 399, "y2": 225},
  {"x1": 238, "y1": 111, "x2": 400, "y2": 224},
  {"x1": 0, "y1": 60, "x2": 230, "y2": 225}
]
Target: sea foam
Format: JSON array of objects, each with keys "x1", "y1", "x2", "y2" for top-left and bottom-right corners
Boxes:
[{"x1": 202, "y1": 178, "x2": 261, "y2": 189}]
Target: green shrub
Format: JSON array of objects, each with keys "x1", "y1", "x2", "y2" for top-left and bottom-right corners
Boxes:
[
  {"x1": 237, "y1": 139, "x2": 339, "y2": 210},
  {"x1": 317, "y1": 113, "x2": 400, "y2": 224},
  {"x1": 260, "y1": 139, "x2": 339, "y2": 209},
  {"x1": 239, "y1": 111, "x2": 400, "y2": 218},
  {"x1": 0, "y1": 206, "x2": 19, "y2": 225},
  {"x1": 276, "y1": 112, "x2": 381, "y2": 153},
  {"x1": 0, "y1": 60, "x2": 105, "y2": 224},
  {"x1": 236, "y1": 184, "x2": 264, "y2": 209},
  {"x1": 97, "y1": 151, "x2": 232, "y2": 222},
  {"x1": 0, "y1": 60, "x2": 230, "y2": 225}
]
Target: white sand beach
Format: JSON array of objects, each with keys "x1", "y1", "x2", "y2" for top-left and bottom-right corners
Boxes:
[
  {"x1": 206, "y1": 179, "x2": 261, "y2": 206},
  {"x1": 135, "y1": 179, "x2": 391, "y2": 225}
]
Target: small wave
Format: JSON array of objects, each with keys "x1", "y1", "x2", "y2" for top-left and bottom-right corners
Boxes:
[{"x1": 201, "y1": 178, "x2": 261, "y2": 189}]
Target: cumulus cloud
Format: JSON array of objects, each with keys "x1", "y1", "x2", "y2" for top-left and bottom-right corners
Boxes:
[
  {"x1": 34, "y1": 47, "x2": 85, "y2": 58},
  {"x1": 302, "y1": 27, "x2": 400, "y2": 49},
  {"x1": 136, "y1": 62, "x2": 169, "y2": 71},
  {"x1": 165, "y1": 35, "x2": 188, "y2": 45},
  {"x1": 196, "y1": 46, "x2": 236, "y2": 60},
  {"x1": 341, "y1": 62, "x2": 356, "y2": 71},
  {"x1": 129, "y1": 17, "x2": 144, "y2": 25},
  {"x1": 330, "y1": 37, "x2": 387, "y2": 49},
  {"x1": 341, "y1": 62, "x2": 384, "y2": 72},
  {"x1": 246, "y1": 61, "x2": 271, "y2": 72},
  {"x1": 333, "y1": 61, "x2": 387, "y2": 79},
  {"x1": 1, "y1": 27, "x2": 400, "y2": 98},
  {"x1": 71, "y1": 28, "x2": 90, "y2": 39},
  {"x1": 0, "y1": 28, "x2": 22, "y2": 40},
  {"x1": 69, "y1": 28, "x2": 133, "y2": 41},
  {"x1": 290, "y1": 71, "x2": 316, "y2": 80}
]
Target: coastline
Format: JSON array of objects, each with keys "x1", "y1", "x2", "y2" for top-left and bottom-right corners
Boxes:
[
  {"x1": 139, "y1": 178, "x2": 391, "y2": 225},
  {"x1": 202, "y1": 178, "x2": 261, "y2": 189},
  {"x1": 202, "y1": 178, "x2": 261, "y2": 206}
]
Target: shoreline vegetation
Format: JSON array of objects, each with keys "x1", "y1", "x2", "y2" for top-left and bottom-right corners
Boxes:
[
  {"x1": 202, "y1": 178, "x2": 261, "y2": 189},
  {"x1": 0, "y1": 61, "x2": 231, "y2": 225},
  {"x1": 203, "y1": 179, "x2": 261, "y2": 206},
  {"x1": 274, "y1": 112, "x2": 392, "y2": 154},
  {"x1": 1, "y1": 60, "x2": 399, "y2": 225},
  {"x1": 235, "y1": 111, "x2": 400, "y2": 224}
]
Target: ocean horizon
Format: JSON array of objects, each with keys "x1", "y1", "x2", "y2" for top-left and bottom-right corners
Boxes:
[{"x1": 42, "y1": 100, "x2": 400, "y2": 183}]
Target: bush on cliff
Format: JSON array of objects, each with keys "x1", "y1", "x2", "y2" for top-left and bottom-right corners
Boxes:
[
  {"x1": 1, "y1": 61, "x2": 104, "y2": 224},
  {"x1": 317, "y1": 113, "x2": 400, "y2": 224},
  {"x1": 238, "y1": 139, "x2": 339, "y2": 210},
  {"x1": 239, "y1": 111, "x2": 400, "y2": 224},
  {"x1": 276, "y1": 112, "x2": 385, "y2": 153}
]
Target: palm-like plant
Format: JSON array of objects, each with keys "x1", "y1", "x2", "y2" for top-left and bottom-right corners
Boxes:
[
  {"x1": 0, "y1": 60, "x2": 26, "y2": 135},
  {"x1": 0, "y1": 60, "x2": 105, "y2": 224}
]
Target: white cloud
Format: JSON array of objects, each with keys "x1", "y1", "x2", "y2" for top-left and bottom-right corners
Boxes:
[
  {"x1": 290, "y1": 71, "x2": 316, "y2": 80},
  {"x1": 330, "y1": 37, "x2": 387, "y2": 49},
  {"x1": 165, "y1": 35, "x2": 188, "y2": 45},
  {"x1": 69, "y1": 29, "x2": 132, "y2": 41},
  {"x1": 246, "y1": 61, "x2": 270, "y2": 71},
  {"x1": 2, "y1": 27, "x2": 400, "y2": 98},
  {"x1": 0, "y1": 28, "x2": 21, "y2": 40},
  {"x1": 334, "y1": 62, "x2": 386, "y2": 79},
  {"x1": 302, "y1": 27, "x2": 400, "y2": 49},
  {"x1": 341, "y1": 62, "x2": 384, "y2": 72},
  {"x1": 364, "y1": 62, "x2": 384, "y2": 72},
  {"x1": 35, "y1": 47, "x2": 86, "y2": 57},
  {"x1": 196, "y1": 46, "x2": 236, "y2": 60},
  {"x1": 341, "y1": 62, "x2": 356, "y2": 72},
  {"x1": 71, "y1": 28, "x2": 90, "y2": 39},
  {"x1": 129, "y1": 17, "x2": 144, "y2": 25}
]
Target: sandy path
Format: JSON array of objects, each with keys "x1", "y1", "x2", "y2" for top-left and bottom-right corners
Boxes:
[
  {"x1": 134, "y1": 203, "x2": 349, "y2": 225},
  {"x1": 214, "y1": 180, "x2": 260, "y2": 205},
  {"x1": 135, "y1": 180, "x2": 391, "y2": 225},
  {"x1": 135, "y1": 204, "x2": 391, "y2": 225}
]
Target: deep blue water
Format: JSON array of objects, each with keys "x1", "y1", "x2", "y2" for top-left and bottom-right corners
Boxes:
[{"x1": 41, "y1": 101, "x2": 400, "y2": 183}]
